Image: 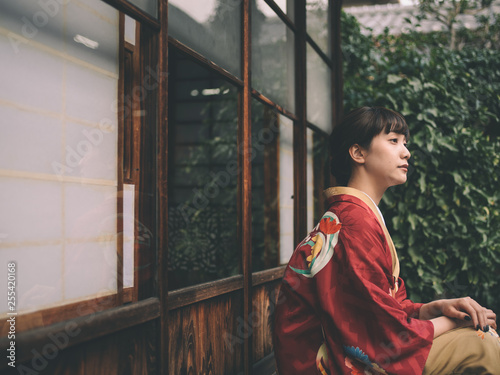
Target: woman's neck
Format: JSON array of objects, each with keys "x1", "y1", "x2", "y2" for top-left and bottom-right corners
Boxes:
[{"x1": 347, "y1": 176, "x2": 385, "y2": 205}]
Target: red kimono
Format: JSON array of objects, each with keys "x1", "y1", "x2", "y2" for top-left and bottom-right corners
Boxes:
[{"x1": 274, "y1": 187, "x2": 434, "y2": 374}]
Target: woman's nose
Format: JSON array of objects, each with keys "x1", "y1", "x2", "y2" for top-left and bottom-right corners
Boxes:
[{"x1": 403, "y1": 146, "x2": 411, "y2": 159}]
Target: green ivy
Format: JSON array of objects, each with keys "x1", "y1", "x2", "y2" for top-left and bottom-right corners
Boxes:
[{"x1": 341, "y1": 11, "x2": 500, "y2": 312}]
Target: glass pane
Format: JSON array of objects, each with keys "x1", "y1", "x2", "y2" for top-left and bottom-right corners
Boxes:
[
  {"x1": 123, "y1": 184, "x2": 135, "y2": 288},
  {"x1": 0, "y1": 246, "x2": 63, "y2": 311},
  {"x1": 306, "y1": 0, "x2": 330, "y2": 56},
  {"x1": 168, "y1": 0, "x2": 242, "y2": 78},
  {"x1": 124, "y1": 15, "x2": 136, "y2": 45},
  {"x1": 279, "y1": 115, "x2": 295, "y2": 264},
  {"x1": 125, "y1": 0, "x2": 158, "y2": 19},
  {"x1": 252, "y1": 103, "x2": 295, "y2": 268},
  {"x1": 252, "y1": 1, "x2": 295, "y2": 112},
  {"x1": 307, "y1": 44, "x2": 332, "y2": 133},
  {"x1": 0, "y1": 0, "x2": 120, "y2": 315},
  {"x1": 307, "y1": 128, "x2": 331, "y2": 229},
  {"x1": 168, "y1": 48, "x2": 240, "y2": 290},
  {"x1": 306, "y1": 128, "x2": 314, "y2": 232},
  {"x1": 256, "y1": 0, "x2": 295, "y2": 21},
  {"x1": 251, "y1": 101, "x2": 279, "y2": 271}
]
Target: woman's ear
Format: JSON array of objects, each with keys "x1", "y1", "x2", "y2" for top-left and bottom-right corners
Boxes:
[{"x1": 349, "y1": 144, "x2": 366, "y2": 165}]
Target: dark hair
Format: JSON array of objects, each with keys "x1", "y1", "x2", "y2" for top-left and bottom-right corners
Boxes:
[{"x1": 329, "y1": 106, "x2": 409, "y2": 185}]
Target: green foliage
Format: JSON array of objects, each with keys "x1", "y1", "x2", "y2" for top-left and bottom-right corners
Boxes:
[
  {"x1": 341, "y1": 10, "x2": 500, "y2": 312},
  {"x1": 417, "y1": 0, "x2": 495, "y2": 49}
]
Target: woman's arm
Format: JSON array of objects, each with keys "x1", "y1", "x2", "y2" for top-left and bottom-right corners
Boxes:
[
  {"x1": 429, "y1": 316, "x2": 470, "y2": 338},
  {"x1": 420, "y1": 297, "x2": 497, "y2": 337}
]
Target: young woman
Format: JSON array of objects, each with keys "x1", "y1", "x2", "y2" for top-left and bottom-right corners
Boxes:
[{"x1": 273, "y1": 107, "x2": 499, "y2": 374}]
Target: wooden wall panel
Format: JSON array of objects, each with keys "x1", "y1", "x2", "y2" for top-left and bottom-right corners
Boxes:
[
  {"x1": 12, "y1": 321, "x2": 157, "y2": 375},
  {"x1": 251, "y1": 280, "x2": 281, "y2": 364},
  {"x1": 168, "y1": 291, "x2": 244, "y2": 375}
]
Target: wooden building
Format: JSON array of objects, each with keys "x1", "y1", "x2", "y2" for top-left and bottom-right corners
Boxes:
[{"x1": 0, "y1": 0, "x2": 343, "y2": 373}]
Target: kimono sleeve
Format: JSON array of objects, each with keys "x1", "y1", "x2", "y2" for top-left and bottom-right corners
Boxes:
[
  {"x1": 396, "y1": 277, "x2": 425, "y2": 319},
  {"x1": 313, "y1": 205, "x2": 434, "y2": 375}
]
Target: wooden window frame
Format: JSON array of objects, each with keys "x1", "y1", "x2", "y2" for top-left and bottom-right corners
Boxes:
[
  {"x1": 164, "y1": 0, "x2": 341, "y2": 372},
  {"x1": 0, "y1": 0, "x2": 344, "y2": 374},
  {"x1": 0, "y1": 0, "x2": 166, "y2": 368}
]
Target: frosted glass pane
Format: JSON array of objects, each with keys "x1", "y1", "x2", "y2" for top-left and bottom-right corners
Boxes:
[
  {"x1": 65, "y1": 121, "x2": 117, "y2": 181},
  {"x1": 66, "y1": 1, "x2": 119, "y2": 74},
  {"x1": 78, "y1": 0, "x2": 121, "y2": 24},
  {"x1": 64, "y1": 241, "x2": 117, "y2": 300},
  {"x1": 0, "y1": 0, "x2": 121, "y2": 314},
  {"x1": 124, "y1": 15, "x2": 136, "y2": 45},
  {"x1": 65, "y1": 184, "x2": 117, "y2": 241},
  {"x1": 123, "y1": 240, "x2": 134, "y2": 288},
  {"x1": 168, "y1": 0, "x2": 241, "y2": 78},
  {"x1": 306, "y1": 128, "x2": 314, "y2": 231},
  {"x1": 0, "y1": 178, "x2": 62, "y2": 243},
  {"x1": 307, "y1": 44, "x2": 332, "y2": 133},
  {"x1": 0, "y1": 0, "x2": 65, "y2": 53},
  {"x1": 0, "y1": 106, "x2": 63, "y2": 175},
  {"x1": 0, "y1": 246, "x2": 63, "y2": 314},
  {"x1": 66, "y1": 62, "x2": 118, "y2": 127},
  {"x1": 279, "y1": 115, "x2": 294, "y2": 264},
  {"x1": 306, "y1": 0, "x2": 330, "y2": 56},
  {"x1": 0, "y1": 34, "x2": 63, "y2": 113},
  {"x1": 123, "y1": 184, "x2": 135, "y2": 288},
  {"x1": 252, "y1": 1, "x2": 295, "y2": 112}
]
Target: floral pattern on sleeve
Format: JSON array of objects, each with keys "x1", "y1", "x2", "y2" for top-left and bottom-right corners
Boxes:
[
  {"x1": 290, "y1": 212, "x2": 342, "y2": 278},
  {"x1": 343, "y1": 346, "x2": 387, "y2": 375}
]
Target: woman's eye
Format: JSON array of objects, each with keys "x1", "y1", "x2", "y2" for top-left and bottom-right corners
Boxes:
[{"x1": 390, "y1": 139, "x2": 398, "y2": 143}]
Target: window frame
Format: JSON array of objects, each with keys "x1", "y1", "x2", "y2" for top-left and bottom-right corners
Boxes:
[
  {"x1": 0, "y1": 0, "x2": 165, "y2": 368},
  {"x1": 0, "y1": 1, "x2": 344, "y2": 374},
  {"x1": 164, "y1": 0, "x2": 343, "y2": 371}
]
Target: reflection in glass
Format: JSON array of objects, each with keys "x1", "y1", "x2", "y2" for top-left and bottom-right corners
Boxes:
[
  {"x1": 251, "y1": 100, "x2": 295, "y2": 270},
  {"x1": 168, "y1": 48, "x2": 240, "y2": 290},
  {"x1": 307, "y1": 128, "x2": 331, "y2": 229},
  {"x1": 257, "y1": 0, "x2": 295, "y2": 21},
  {"x1": 125, "y1": 0, "x2": 158, "y2": 19},
  {"x1": 253, "y1": 0, "x2": 295, "y2": 112},
  {"x1": 168, "y1": 0, "x2": 242, "y2": 78},
  {"x1": 307, "y1": 44, "x2": 332, "y2": 133},
  {"x1": 306, "y1": 0, "x2": 330, "y2": 56},
  {"x1": 252, "y1": 101, "x2": 279, "y2": 271}
]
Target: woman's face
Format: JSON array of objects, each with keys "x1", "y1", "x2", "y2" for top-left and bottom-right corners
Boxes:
[{"x1": 361, "y1": 131, "x2": 411, "y2": 188}]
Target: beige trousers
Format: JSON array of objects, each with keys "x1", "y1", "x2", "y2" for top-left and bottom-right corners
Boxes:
[{"x1": 423, "y1": 327, "x2": 500, "y2": 375}]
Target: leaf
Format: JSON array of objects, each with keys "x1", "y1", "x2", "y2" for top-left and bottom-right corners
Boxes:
[
  {"x1": 387, "y1": 74, "x2": 403, "y2": 84},
  {"x1": 408, "y1": 78, "x2": 423, "y2": 92},
  {"x1": 418, "y1": 174, "x2": 426, "y2": 193}
]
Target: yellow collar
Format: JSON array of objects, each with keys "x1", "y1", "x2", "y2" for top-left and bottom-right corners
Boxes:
[{"x1": 324, "y1": 186, "x2": 400, "y2": 296}]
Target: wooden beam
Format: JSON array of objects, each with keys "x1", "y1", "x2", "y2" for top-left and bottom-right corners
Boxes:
[
  {"x1": 251, "y1": 89, "x2": 298, "y2": 122},
  {"x1": 116, "y1": 11, "x2": 125, "y2": 308},
  {"x1": 294, "y1": 0, "x2": 308, "y2": 246},
  {"x1": 0, "y1": 298, "x2": 160, "y2": 371},
  {"x1": 168, "y1": 37, "x2": 244, "y2": 89},
  {"x1": 157, "y1": 0, "x2": 169, "y2": 374},
  {"x1": 251, "y1": 266, "x2": 286, "y2": 287},
  {"x1": 101, "y1": 0, "x2": 160, "y2": 30},
  {"x1": 331, "y1": 0, "x2": 344, "y2": 123},
  {"x1": 168, "y1": 275, "x2": 244, "y2": 311},
  {"x1": 242, "y1": 0, "x2": 253, "y2": 373}
]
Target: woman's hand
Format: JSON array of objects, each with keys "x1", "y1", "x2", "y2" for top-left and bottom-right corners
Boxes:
[{"x1": 419, "y1": 297, "x2": 497, "y2": 332}]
